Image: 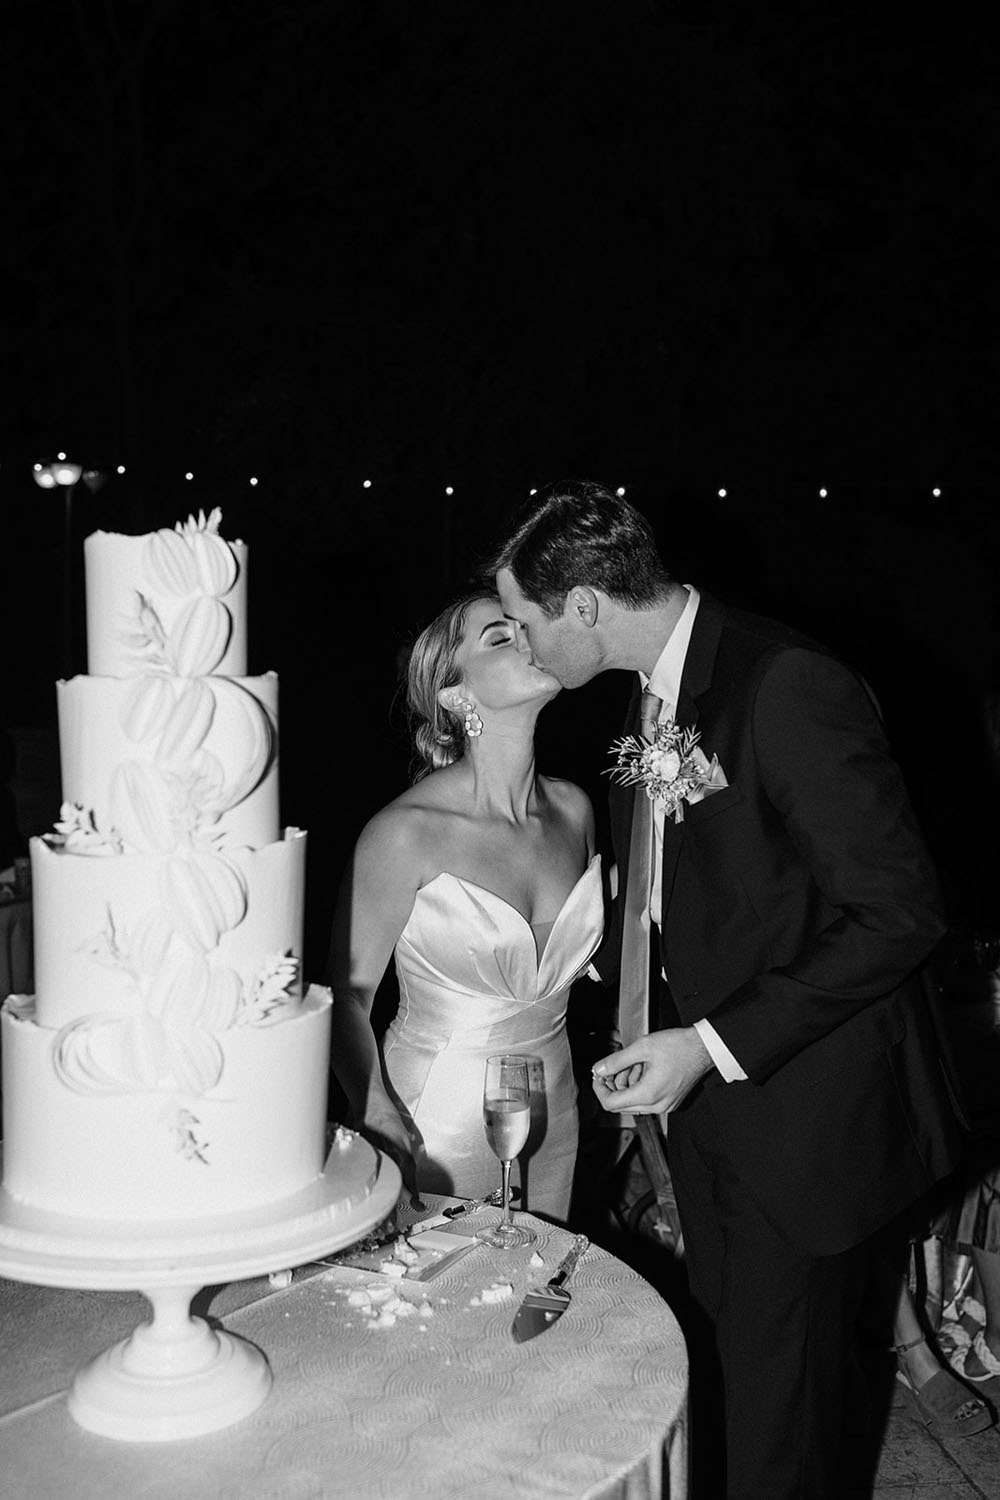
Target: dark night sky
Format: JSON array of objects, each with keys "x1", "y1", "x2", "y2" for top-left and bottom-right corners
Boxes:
[{"x1": 3, "y1": 2, "x2": 1000, "y2": 967}]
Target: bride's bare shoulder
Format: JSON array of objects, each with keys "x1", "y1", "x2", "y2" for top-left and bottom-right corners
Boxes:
[
  {"x1": 539, "y1": 774, "x2": 596, "y2": 847},
  {"x1": 539, "y1": 774, "x2": 593, "y2": 819},
  {"x1": 355, "y1": 767, "x2": 466, "y2": 862}
]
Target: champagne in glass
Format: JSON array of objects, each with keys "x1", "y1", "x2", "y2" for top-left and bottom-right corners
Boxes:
[
  {"x1": 484, "y1": 1095, "x2": 530, "y2": 1161},
  {"x1": 478, "y1": 1054, "x2": 536, "y2": 1250}
]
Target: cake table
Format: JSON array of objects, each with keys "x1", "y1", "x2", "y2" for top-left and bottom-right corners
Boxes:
[
  {"x1": 0, "y1": 1203, "x2": 689, "y2": 1500},
  {"x1": 0, "y1": 1143, "x2": 401, "y2": 1442}
]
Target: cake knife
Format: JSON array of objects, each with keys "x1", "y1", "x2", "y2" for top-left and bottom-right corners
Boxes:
[{"x1": 407, "y1": 1188, "x2": 505, "y2": 1235}]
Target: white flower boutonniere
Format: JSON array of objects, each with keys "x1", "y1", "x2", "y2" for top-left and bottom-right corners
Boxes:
[{"x1": 606, "y1": 720, "x2": 727, "y2": 823}]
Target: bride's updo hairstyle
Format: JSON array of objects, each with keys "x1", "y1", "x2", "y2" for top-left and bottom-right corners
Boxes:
[{"x1": 406, "y1": 592, "x2": 498, "y2": 782}]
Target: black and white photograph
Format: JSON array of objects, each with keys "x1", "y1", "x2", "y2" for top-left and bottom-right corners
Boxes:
[{"x1": 2, "y1": 6, "x2": 999, "y2": 1498}]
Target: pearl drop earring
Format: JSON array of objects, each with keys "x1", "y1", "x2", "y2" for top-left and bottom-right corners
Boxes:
[{"x1": 461, "y1": 699, "x2": 483, "y2": 738}]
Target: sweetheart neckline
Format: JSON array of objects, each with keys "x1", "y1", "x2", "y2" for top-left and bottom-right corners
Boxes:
[{"x1": 418, "y1": 854, "x2": 600, "y2": 936}]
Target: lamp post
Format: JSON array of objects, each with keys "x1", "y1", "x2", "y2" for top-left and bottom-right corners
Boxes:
[{"x1": 33, "y1": 454, "x2": 84, "y2": 678}]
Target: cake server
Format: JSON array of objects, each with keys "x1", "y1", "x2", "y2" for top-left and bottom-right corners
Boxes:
[{"x1": 511, "y1": 1235, "x2": 589, "y2": 1343}]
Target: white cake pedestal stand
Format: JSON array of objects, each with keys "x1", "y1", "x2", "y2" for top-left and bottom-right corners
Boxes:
[
  {"x1": 68, "y1": 1278, "x2": 272, "y2": 1441},
  {"x1": 0, "y1": 1148, "x2": 401, "y2": 1443}
]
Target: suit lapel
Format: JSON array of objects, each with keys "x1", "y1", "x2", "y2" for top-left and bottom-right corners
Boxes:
[
  {"x1": 675, "y1": 685, "x2": 699, "y2": 731},
  {"x1": 657, "y1": 593, "x2": 726, "y2": 914},
  {"x1": 676, "y1": 591, "x2": 725, "y2": 707}
]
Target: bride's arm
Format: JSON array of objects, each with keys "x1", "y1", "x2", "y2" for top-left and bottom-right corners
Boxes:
[{"x1": 325, "y1": 808, "x2": 424, "y2": 1176}]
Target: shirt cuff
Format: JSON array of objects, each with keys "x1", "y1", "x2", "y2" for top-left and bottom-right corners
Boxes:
[{"x1": 694, "y1": 1018, "x2": 747, "y2": 1082}]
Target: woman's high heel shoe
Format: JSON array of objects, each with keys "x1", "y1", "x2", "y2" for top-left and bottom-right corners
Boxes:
[{"x1": 895, "y1": 1335, "x2": 995, "y2": 1436}]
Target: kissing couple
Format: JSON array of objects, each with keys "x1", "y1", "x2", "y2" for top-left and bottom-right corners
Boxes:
[{"x1": 328, "y1": 479, "x2": 963, "y2": 1500}]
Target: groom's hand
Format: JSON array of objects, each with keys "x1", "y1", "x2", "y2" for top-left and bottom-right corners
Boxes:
[{"x1": 591, "y1": 1028, "x2": 713, "y2": 1116}]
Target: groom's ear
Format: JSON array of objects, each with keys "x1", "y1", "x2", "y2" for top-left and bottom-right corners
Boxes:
[{"x1": 568, "y1": 586, "x2": 600, "y2": 628}]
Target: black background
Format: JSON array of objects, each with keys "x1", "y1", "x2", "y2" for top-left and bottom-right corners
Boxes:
[{"x1": 4, "y1": 3, "x2": 999, "y2": 973}]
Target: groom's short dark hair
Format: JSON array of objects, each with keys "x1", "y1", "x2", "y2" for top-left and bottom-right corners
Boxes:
[{"x1": 487, "y1": 480, "x2": 674, "y2": 618}]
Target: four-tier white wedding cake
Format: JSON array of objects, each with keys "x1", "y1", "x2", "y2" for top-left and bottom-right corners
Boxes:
[{"x1": 1, "y1": 510, "x2": 376, "y2": 1240}]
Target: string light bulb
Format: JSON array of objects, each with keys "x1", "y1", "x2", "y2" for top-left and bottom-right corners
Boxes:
[{"x1": 52, "y1": 457, "x2": 83, "y2": 486}]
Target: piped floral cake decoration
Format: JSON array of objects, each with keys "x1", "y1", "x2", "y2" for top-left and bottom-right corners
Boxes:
[{"x1": 46, "y1": 801, "x2": 124, "y2": 856}]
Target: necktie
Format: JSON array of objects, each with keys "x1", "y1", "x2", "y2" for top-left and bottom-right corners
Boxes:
[
  {"x1": 639, "y1": 689, "x2": 663, "y2": 744},
  {"x1": 617, "y1": 690, "x2": 663, "y2": 1048}
]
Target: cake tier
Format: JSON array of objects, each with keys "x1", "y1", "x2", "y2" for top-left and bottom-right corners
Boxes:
[
  {"x1": 57, "y1": 673, "x2": 279, "y2": 852},
  {"x1": 31, "y1": 829, "x2": 306, "y2": 1031},
  {"x1": 85, "y1": 523, "x2": 248, "y2": 678},
  {"x1": 1, "y1": 985, "x2": 333, "y2": 1222}
]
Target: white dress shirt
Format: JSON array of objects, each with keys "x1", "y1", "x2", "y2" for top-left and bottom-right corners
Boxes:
[{"x1": 641, "y1": 587, "x2": 747, "y2": 1084}]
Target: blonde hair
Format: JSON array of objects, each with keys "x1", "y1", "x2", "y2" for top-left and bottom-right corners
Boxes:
[{"x1": 406, "y1": 593, "x2": 497, "y2": 782}]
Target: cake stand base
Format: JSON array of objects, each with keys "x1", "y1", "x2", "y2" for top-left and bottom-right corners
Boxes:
[
  {"x1": 0, "y1": 1144, "x2": 402, "y2": 1441},
  {"x1": 67, "y1": 1282, "x2": 272, "y2": 1441}
]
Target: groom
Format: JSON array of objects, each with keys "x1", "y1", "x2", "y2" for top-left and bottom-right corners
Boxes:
[{"x1": 491, "y1": 482, "x2": 963, "y2": 1500}]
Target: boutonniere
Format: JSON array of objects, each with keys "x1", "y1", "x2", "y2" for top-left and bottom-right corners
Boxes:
[{"x1": 606, "y1": 720, "x2": 727, "y2": 823}]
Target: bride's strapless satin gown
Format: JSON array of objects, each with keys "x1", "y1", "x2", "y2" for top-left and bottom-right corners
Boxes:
[{"x1": 383, "y1": 854, "x2": 603, "y2": 1222}]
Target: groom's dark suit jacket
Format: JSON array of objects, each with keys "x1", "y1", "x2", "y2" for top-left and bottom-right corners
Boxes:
[{"x1": 597, "y1": 591, "x2": 964, "y2": 1255}]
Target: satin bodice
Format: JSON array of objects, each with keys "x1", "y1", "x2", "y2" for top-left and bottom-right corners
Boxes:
[
  {"x1": 391, "y1": 853, "x2": 603, "y2": 1046},
  {"x1": 382, "y1": 854, "x2": 603, "y2": 1218}
]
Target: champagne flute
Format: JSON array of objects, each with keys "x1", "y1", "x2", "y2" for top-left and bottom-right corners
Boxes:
[{"x1": 477, "y1": 1053, "x2": 537, "y2": 1250}]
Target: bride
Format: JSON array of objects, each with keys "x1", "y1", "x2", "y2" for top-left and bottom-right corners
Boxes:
[{"x1": 327, "y1": 592, "x2": 603, "y2": 1222}]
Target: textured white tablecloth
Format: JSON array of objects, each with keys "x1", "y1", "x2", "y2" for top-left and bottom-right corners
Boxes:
[{"x1": 0, "y1": 1209, "x2": 688, "y2": 1500}]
